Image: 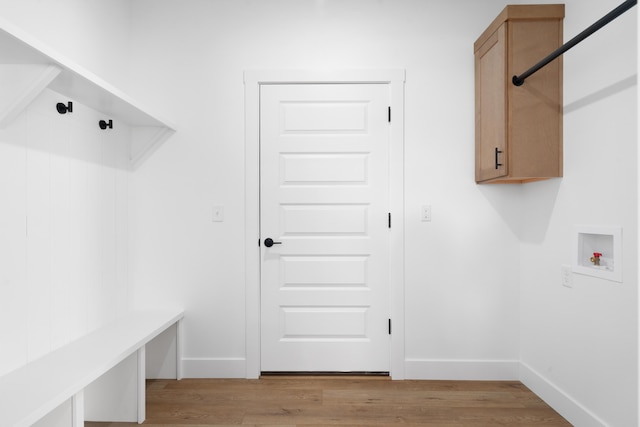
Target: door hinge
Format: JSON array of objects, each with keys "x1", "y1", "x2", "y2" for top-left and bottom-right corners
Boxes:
[
  {"x1": 388, "y1": 212, "x2": 391, "y2": 228},
  {"x1": 388, "y1": 106, "x2": 391, "y2": 122},
  {"x1": 388, "y1": 319, "x2": 392, "y2": 335}
]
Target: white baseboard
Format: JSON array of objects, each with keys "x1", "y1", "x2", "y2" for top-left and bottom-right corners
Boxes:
[
  {"x1": 404, "y1": 359, "x2": 520, "y2": 380},
  {"x1": 181, "y1": 358, "x2": 246, "y2": 378},
  {"x1": 519, "y1": 362, "x2": 607, "y2": 427}
]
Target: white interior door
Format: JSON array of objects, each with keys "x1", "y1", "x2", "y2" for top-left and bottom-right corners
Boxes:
[{"x1": 260, "y1": 83, "x2": 391, "y2": 373}]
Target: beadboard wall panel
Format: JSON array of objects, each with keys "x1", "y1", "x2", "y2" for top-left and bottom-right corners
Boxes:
[{"x1": 0, "y1": 88, "x2": 130, "y2": 376}]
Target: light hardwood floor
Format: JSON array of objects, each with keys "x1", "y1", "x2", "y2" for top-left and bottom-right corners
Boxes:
[{"x1": 86, "y1": 376, "x2": 572, "y2": 426}]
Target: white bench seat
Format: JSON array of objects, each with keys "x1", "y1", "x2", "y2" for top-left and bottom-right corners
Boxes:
[{"x1": 0, "y1": 308, "x2": 184, "y2": 427}]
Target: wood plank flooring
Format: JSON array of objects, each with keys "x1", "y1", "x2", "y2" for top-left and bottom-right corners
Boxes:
[{"x1": 86, "y1": 376, "x2": 572, "y2": 426}]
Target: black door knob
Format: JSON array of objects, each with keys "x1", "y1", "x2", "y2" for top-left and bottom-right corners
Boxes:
[{"x1": 264, "y1": 238, "x2": 282, "y2": 248}]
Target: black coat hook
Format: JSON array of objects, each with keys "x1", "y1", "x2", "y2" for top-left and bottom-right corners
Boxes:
[
  {"x1": 56, "y1": 102, "x2": 73, "y2": 114},
  {"x1": 99, "y1": 119, "x2": 113, "y2": 130}
]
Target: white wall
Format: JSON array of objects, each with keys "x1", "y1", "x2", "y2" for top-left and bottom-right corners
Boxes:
[
  {"x1": 126, "y1": 0, "x2": 521, "y2": 377},
  {"x1": 127, "y1": 0, "x2": 637, "y2": 424},
  {"x1": 518, "y1": 1, "x2": 638, "y2": 426},
  {"x1": 0, "y1": 1, "x2": 134, "y2": 376},
  {"x1": 0, "y1": 0, "x2": 635, "y2": 426},
  {"x1": 0, "y1": 88, "x2": 131, "y2": 376},
  {"x1": 0, "y1": 0, "x2": 132, "y2": 91}
]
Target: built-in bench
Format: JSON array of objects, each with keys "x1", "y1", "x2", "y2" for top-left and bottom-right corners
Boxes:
[{"x1": 0, "y1": 308, "x2": 184, "y2": 427}]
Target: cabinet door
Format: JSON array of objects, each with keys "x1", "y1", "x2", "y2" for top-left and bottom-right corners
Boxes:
[{"x1": 475, "y1": 23, "x2": 507, "y2": 182}]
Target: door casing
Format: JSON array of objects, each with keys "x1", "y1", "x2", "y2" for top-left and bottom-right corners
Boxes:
[{"x1": 244, "y1": 69, "x2": 406, "y2": 379}]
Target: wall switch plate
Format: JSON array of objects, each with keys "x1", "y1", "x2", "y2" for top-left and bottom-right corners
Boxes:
[
  {"x1": 212, "y1": 206, "x2": 224, "y2": 222},
  {"x1": 561, "y1": 264, "x2": 573, "y2": 288},
  {"x1": 420, "y1": 205, "x2": 432, "y2": 222}
]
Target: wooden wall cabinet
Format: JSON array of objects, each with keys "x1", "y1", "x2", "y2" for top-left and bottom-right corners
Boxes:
[{"x1": 474, "y1": 5, "x2": 564, "y2": 184}]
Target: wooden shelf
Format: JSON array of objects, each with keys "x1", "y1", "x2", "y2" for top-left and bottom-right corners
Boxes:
[{"x1": 0, "y1": 17, "x2": 176, "y2": 169}]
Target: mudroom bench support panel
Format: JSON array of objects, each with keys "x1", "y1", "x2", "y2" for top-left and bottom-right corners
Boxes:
[{"x1": 0, "y1": 308, "x2": 184, "y2": 427}]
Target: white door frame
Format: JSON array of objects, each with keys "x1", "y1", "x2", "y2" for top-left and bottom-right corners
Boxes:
[{"x1": 244, "y1": 69, "x2": 405, "y2": 379}]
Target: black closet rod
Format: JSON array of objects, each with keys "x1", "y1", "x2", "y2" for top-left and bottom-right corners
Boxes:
[{"x1": 512, "y1": 0, "x2": 637, "y2": 86}]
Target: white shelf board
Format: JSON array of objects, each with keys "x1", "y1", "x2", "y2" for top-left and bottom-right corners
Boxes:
[
  {"x1": 0, "y1": 308, "x2": 184, "y2": 427},
  {"x1": 0, "y1": 16, "x2": 176, "y2": 168}
]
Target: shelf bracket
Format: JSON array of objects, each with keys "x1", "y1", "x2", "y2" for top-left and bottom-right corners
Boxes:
[
  {"x1": 0, "y1": 64, "x2": 62, "y2": 128},
  {"x1": 130, "y1": 126, "x2": 176, "y2": 169}
]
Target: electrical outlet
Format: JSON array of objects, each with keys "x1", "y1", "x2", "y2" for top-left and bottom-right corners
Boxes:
[
  {"x1": 561, "y1": 265, "x2": 573, "y2": 288},
  {"x1": 212, "y1": 206, "x2": 224, "y2": 222},
  {"x1": 420, "y1": 205, "x2": 432, "y2": 222}
]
